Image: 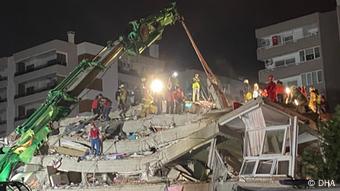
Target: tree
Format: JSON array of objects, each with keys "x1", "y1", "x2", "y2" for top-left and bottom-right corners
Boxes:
[{"x1": 302, "y1": 105, "x2": 340, "y2": 182}]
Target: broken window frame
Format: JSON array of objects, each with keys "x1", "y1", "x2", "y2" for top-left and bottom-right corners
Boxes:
[{"x1": 240, "y1": 117, "x2": 298, "y2": 178}]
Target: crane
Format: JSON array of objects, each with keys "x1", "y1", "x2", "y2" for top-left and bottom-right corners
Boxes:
[{"x1": 0, "y1": 3, "x2": 179, "y2": 184}]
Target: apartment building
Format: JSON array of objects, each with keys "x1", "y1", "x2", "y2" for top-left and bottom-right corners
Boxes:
[
  {"x1": 0, "y1": 33, "x2": 165, "y2": 136},
  {"x1": 256, "y1": 10, "x2": 340, "y2": 108}
]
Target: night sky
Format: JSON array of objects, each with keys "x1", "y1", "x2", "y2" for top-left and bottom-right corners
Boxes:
[{"x1": 0, "y1": 0, "x2": 336, "y2": 81}]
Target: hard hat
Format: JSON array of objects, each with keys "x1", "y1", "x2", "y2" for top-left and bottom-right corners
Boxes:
[
  {"x1": 120, "y1": 84, "x2": 124, "y2": 88},
  {"x1": 243, "y1": 79, "x2": 249, "y2": 84}
]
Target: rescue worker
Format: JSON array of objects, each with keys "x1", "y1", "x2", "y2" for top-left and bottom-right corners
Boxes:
[
  {"x1": 102, "y1": 97, "x2": 112, "y2": 121},
  {"x1": 91, "y1": 95, "x2": 100, "y2": 115},
  {"x1": 265, "y1": 75, "x2": 277, "y2": 102},
  {"x1": 166, "y1": 86, "x2": 174, "y2": 114},
  {"x1": 308, "y1": 87, "x2": 318, "y2": 113},
  {"x1": 141, "y1": 89, "x2": 154, "y2": 117},
  {"x1": 192, "y1": 74, "x2": 200, "y2": 102},
  {"x1": 276, "y1": 80, "x2": 284, "y2": 104},
  {"x1": 242, "y1": 79, "x2": 252, "y2": 102},
  {"x1": 116, "y1": 84, "x2": 128, "y2": 119},
  {"x1": 88, "y1": 122, "x2": 101, "y2": 156},
  {"x1": 173, "y1": 86, "x2": 185, "y2": 114},
  {"x1": 253, "y1": 83, "x2": 261, "y2": 99}
]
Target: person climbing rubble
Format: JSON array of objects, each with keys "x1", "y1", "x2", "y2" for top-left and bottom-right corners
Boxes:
[
  {"x1": 265, "y1": 75, "x2": 277, "y2": 102},
  {"x1": 88, "y1": 121, "x2": 101, "y2": 157},
  {"x1": 116, "y1": 84, "x2": 128, "y2": 119},
  {"x1": 192, "y1": 73, "x2": 201, "y2": 102}
]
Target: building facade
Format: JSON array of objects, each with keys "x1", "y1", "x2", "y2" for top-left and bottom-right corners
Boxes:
[
  {"x1": 256, "y1": 10, "x2": 340, "y2": 108},
  {"x1": 0, "y1": 33, "x2": 165, "y2": 136}
]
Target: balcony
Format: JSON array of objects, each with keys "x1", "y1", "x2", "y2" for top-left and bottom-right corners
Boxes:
[
  {"x1": 15, "y1": 84, "x2": 57, "y2": 99},
  {"x1": 257, "y1": 34, "x2": 320, "y2": 60},
  {"x1": 15, "y1": 59, "x2": 66, "y2": 76},
  {"x1": 258, "y1": 59, "x2": 322, "y2": 83}
]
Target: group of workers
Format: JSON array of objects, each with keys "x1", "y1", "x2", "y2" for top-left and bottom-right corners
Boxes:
[
  {"x1": 91, "y1": 94, "x2": 112, "y2": 121},
  {"x1": 241, "y1": 75, "x2": 329, "y2": 115},
  {"x1": 87, "y1": 72, "x2": 202, "y2": 157}
]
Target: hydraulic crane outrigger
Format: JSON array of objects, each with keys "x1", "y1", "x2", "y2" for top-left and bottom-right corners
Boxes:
[{"x1": 0, "y1": 3, "x2": 179, "y2": 185}]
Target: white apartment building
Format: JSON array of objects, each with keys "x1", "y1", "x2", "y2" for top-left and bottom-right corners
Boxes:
[
  {"x1": 256, "y1": 10, "x2": 340, "y2": 109},
  {"x1": 0, "y1": 33, "x2": 165, "y2": 136}
]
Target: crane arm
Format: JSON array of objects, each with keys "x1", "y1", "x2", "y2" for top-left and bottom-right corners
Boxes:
[{"x1": 0, "y1": 3, "x2": 179, "y2": 182}]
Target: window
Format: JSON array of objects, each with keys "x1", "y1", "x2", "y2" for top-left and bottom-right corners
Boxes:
[
  {"x1": 26, "y1": 64, "x2": 34, "y2": 71},
  {"x1": 314, "y1": 47, "x2": 320, "y2": 58},
  {"x1": 301, "y1": 70, "x2": 323, "y2": 86},
  {"x1": 262, "y1": 129, "x2": 285, "y2": 154},
  {"x1": 256, "y1": 160, "x2": 274, "y2": 174},
  {"x1": 317, "y1": 70, "x2": 323, "y2": 83},
  {"x1": 283, "y1": 35, "x2": 293, "y2": 43},
  {"x1": 305, "y1": 48, "x2": 314, "y2": 60},
  {"x1": 299, "y1": 51, "x2": 305, "y2": 62},
  {"x1": 285, "y1": 58, "x2": 295, "y2": 65},
  {"x1": 56, "y1": 53, "x2": 67, "y2": 65},
  {"x1": 18, "y1": 106, "x2": 25, "y2": 117},
  {"x1": 275, "y1": 60, "x2": 285, "y2": 67},
  {"x1": 241, "y1": 161, "x2": 256, "y2": 175}
]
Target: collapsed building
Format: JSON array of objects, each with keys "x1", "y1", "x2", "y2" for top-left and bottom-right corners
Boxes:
[{"x1": 6, "y1": 97, "x2": 321, "y2": 191}]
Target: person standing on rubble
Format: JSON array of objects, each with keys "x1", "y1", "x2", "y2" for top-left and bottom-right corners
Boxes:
[
  {"x1": 102, "y1": 97, "x2": 112, "y2": 121},
  {"x1": 173, "y1": 86, "x2": 185, "y2": 114},
  {"x1": 276, "y1": 80, "x2": 284, "y2": 104},
  {"x1": 116, "y1": 84, "x2": 128, "y2": 119},
  {"x1": 242, "y1": 79, "x2": 252, "y2": 102},
  {"x1": 91, "y1": 95, "x2": 100, "y2": 115},
  {"x1": 192, "y1": 74, "x2": 201, "y2": 102},
  {"x1": 265, "y1": 75, "x2": 277, "y2": 102},
  {"x1": 89, "y1": 122, "x2": 101, "y2": 157}
]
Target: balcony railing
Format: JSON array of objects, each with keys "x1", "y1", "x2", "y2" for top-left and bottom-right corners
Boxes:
[
  {"x1": 15, "y1": 83, "x2": 57, "y2": 99},
  {"x1": 15, "y1": 59, "x2": 66, "y2": 76},
  {"x1": 258, "y1": 33, "x2": 319, "y2": 50}
]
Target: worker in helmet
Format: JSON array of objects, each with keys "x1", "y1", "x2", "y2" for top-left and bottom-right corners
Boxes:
[
  {"x1": 116, "y1": 84, "x2": 128, "y2": 119},
  {"x1": 308, "y1": 87, "x2": 318, "y2": 113},
  {"x1": 242, "y1": 79, "x2": 252, "y2": 102},
  {"x1": 192, "y1": 74, "x2": 200, "y2": 102}
]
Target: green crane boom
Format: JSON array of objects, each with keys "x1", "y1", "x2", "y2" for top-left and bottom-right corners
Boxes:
[{"x1": 0, "y1": 3, "x2": 179, "y2": 182}]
